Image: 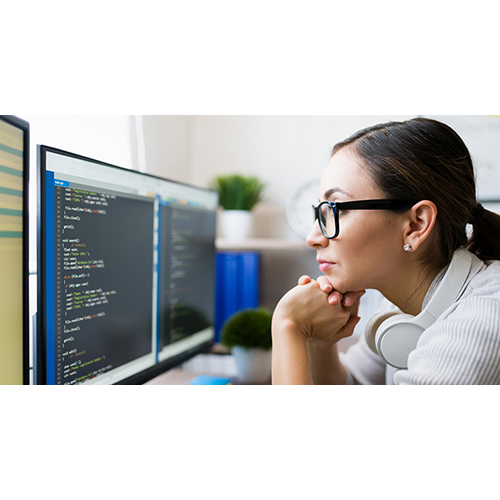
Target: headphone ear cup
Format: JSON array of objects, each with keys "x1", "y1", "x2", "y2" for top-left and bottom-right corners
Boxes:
[
  {"x1": 375, "y1": 314, "x2": 425, "y2": 369},
  {"x1": 364, "y1": 310, "x2": 401, "y2": 355}
]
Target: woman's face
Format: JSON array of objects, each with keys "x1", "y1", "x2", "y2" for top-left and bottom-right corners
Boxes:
[{"x1": 306, "y1": 148, "x2": 405, "y2": 294}]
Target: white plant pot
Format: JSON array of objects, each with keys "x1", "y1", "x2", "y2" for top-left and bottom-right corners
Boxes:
[
  {"x1": 232, "y1": 346, "x2": 272, "y2": 384},
  {"x1": 220, "y1": 210, "x2": 252, "y2": 241}
]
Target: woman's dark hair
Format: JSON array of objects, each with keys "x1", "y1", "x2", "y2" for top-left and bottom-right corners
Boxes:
[{"x1": 332, "y1": 117, "x2": 500, "y2": 271}]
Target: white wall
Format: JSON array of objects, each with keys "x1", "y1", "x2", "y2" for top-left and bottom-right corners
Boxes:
[
  {"x1": 190, "y1": 115, "x2": 414, "y2": 204},
  {"x1": 20, "y1": 115, "x2": 136, "y2": 170},
  {"x1": 141, "y1": 115, "x2": 192, "y2": 182}
]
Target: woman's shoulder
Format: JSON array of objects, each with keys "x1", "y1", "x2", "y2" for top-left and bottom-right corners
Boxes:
[
  {"x1": 435, "y1": 257, "x2": 500, "y2": 355},
  {"x1": 466, "y1": 257, "x2": 500, "y2": 302},
  {"x1": 423, "y1": 256, "x2": 500, "y2": 356},
  {"x1": 450, "y1": 257, "x2": 500, "y2": 323}
]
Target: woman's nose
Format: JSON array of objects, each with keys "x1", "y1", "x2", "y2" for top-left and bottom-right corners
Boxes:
[{"x1": 306, "y1": 221, "x2": 328, "y2": 248}]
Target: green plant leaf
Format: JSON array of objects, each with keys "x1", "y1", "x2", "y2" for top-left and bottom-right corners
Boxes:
[
  {"x1": 220, "y1": 307, "x2": 272, "y2": 350},
  {"x1": 209, "y1": 174, "x2": 266, "y2": 211}
]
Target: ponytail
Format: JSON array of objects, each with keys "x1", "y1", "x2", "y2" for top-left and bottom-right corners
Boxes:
[{"x1": 467, "y1": 206, "x2": 500, "y2": 261}]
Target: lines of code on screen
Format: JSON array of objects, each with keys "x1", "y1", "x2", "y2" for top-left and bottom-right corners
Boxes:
[
  {"x1": 159, "y1": 204, "x2": 216, "y2": 349},
  {"x1": 53, "y1": 185, "x2": 154, "y2": 384}
]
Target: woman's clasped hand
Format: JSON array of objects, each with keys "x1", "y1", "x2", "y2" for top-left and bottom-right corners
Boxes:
[{"x1": 272, "y1": 274, "x2": 365, "y2": 344}]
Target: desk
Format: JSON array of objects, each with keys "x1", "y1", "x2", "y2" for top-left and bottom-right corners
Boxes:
[
  {"x1": 144, "y1": 353, "x2": 258, "y2": 385},
  {"x1": 144, "y1": 337, "x2": 358, "y2": 385}
]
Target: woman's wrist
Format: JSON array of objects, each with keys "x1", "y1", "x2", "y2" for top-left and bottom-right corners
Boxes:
[
  {"x1": 272, "y1": 308, "x2": 309, "y2": 340},
  {"x1": 307, "y1": 336, "x2": 339, "y2": 352},
  {"x1": 307, "y1": 339, "x2": 347, "y2": 385},
  {"x1": 272, "y1": 315, "x2": 312, "y2": 384}
]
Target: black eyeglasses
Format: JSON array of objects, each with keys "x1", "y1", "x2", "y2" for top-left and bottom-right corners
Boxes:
[{"x1": 312, "y1": 199, "x2": 415, "y2": 239}]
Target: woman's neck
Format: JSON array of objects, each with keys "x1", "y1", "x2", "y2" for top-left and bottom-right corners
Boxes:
[{"x1": 380, "y1": 262, "x2": 440, "y2": 316}]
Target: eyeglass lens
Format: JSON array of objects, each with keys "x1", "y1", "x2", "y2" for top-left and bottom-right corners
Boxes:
[{"x1": 318, "y1": 203, "x2": 336, "y2": 238}]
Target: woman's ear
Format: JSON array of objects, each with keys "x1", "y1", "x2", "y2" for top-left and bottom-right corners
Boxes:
[{"x1": 403, "y1": 200, "x2": 438, "y2": 251}]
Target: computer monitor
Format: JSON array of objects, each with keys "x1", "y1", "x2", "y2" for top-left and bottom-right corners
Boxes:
[
  {"x1": 0, "y1": 115, "x2": 30, "y2": 385},
  {"x1": 37, "y1": 146, "x2": 218, "y2": 385}
]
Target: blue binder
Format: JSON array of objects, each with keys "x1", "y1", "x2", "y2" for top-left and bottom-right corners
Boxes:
[{"x1": 215, "y1": 251, "x2": 259, "y2": 342}]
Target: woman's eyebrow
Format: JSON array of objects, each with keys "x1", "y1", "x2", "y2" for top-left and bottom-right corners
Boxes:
[{"x1": 323, "y1": 187, "x2": 352, "y2": 199}]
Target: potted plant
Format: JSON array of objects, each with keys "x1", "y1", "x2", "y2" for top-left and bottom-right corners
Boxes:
[
  {"x1": 220, "y1": 307, "x2": 273, "y2": 383},
  {"x1": 209, "y1": 174, "x2": 266, "y2": 241}
]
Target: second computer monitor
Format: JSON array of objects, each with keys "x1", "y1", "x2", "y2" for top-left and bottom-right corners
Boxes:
[
  {"x1": 0, "y1": 115, "x2": 29, "y2": 385},
  {"x1": 38, "y1": 146, "x2": 218, "y2": 384}
]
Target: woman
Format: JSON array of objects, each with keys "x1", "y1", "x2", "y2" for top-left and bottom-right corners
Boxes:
[{"x1": 272, "y1": 117, "x2": 500, "y2": 385}]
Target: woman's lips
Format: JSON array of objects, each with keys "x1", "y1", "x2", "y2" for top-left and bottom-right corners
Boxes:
[{"x1": 318, "y1": 260, "x2": 335, "y2": 273}]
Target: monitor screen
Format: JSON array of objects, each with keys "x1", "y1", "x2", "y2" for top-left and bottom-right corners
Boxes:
[
  {"x1": 38, "y1": 146, "x2": 218, "y2": 385},
  {"x1": 0, "y1": 116, "x2": 29, "y2": 385}
]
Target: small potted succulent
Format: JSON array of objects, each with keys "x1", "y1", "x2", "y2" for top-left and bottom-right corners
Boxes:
[
  {"x1": 209, "y1": 174, "x2": 266, "y2": 241},
  {"x1": 220, "y1": 307, "x2": 273, "y2": 384}
]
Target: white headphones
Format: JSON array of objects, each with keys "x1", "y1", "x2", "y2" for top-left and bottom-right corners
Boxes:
[{"x1": 373, "y1": 247, "x2": 473, "y2": 369}]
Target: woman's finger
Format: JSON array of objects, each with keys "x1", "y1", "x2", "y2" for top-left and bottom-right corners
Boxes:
[
  {"x1": 298, "y1": 275, "x2": 313, "y2": 285},
  {"x1": 328, "y1": 291, "x2": 343, "y2": 305},
  {"x1": 316, "y1": 275, "x2": 333, "y2": 293},
  {"x1": 342, "y1": 290, "x2": 366, "y2": 307},
  {"x1": 336, "y1": 315, "x2": 361, "y2": 340}
]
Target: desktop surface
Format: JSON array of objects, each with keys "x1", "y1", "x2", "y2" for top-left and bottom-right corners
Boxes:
[
  {"x1": 145, "y1": 336, "x2": 358, "y2": 385},
  {"x1": 145, "y1": 351, "x2": 271, "y2": 385}
]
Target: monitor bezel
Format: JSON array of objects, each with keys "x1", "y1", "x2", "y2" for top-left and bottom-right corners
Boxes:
[
  {"x1": 0, "y1": 115, "x2": 30, "y2": 385},
  {"x1": 37, "y1": 144, "x2": 217, "y2": 385}
]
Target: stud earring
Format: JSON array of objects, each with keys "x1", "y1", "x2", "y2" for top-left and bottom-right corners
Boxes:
[{"x1": 403, "y1": 243, "x2": 412, "y2": 252}]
